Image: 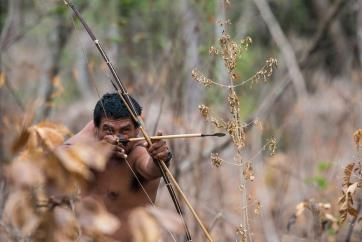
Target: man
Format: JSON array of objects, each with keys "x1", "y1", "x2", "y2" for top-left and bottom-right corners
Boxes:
[{"x1": 64, "y1": 93, "x2": 172, "y2": 241}]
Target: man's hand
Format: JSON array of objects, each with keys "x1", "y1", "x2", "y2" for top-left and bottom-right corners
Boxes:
[
  {"x1": 147, "y1": 131, "x2": 170, "y2": 162},
  {"x1": 103, "y1": 135, "x2": 128, "y2": 159}
]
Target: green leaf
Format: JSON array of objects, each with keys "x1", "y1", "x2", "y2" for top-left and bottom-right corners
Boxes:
[
  {"x1": 318, "y1": 162, "x2": 332, "y2": 172},
  {"x1": 312, "y1": 176, "x2": 328, "y2": 190}
]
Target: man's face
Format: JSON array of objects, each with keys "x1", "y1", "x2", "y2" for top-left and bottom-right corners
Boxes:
[{"x1": 97, "y1": 117, "x2": 139, "y2": 141}]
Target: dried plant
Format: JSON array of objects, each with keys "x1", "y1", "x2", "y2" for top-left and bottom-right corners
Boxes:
[
  {"x1": 337, "y1": 130, "x2": 362, "y2": 225},
  {"x1": 1, "y1": 122, "x2": 182, "y2": 242},
  {"x1": 338, "y1": 162, "x2": 362, "y2": 224},
  {"x1": 193, "y1": 21, "x2": 277, "y2": 241}
]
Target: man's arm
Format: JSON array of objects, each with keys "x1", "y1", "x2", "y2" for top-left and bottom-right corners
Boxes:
[
  {"x1": 64, "y1": 121, "x2": 95, "y2": 146},
  {"x1": 133, "y1": 131, "x2": 172, "y2": 181}
]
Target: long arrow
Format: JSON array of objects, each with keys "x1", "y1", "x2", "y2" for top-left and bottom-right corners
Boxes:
[{"x1": 121, "y1": 132, "x2": 226, "y2": 143}]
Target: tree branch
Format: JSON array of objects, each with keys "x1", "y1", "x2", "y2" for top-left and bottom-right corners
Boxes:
[
  {"x1": 253, "y1": 0, "x2": 307, "y2": 99},
  {"x1": 252, "y1": 0, "x2": 350, "y2": 119}
]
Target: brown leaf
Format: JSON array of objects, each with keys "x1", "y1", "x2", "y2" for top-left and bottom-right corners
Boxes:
[
  {"x1": 51, "y1": 76, "x2": 64, "y2": 99},
  {"x1": 347, "y1": 207, "x2": 358, "y2": 218},
  {"x1": 343, "y1": 163, "x2": 355, "y2": 188},
  {"x1": 347, "y1": 182, "x2": 359, "y2": 195},
  {"x1": 55, "y1": 138, "x2": 112, "y2": 180},
  {"x1": 128, "y1": 208, "x2": 161, "y2": 242},
  {"x1": 53, "y1": 206, "x2": 80, "y2": 241},
  {"x1": 76, "y1": 197, "x2": 120, "y2": 235},
  {"x1": 11, "y1": 129, "x2": 30, "y2": 154},
  {"x1": 3, "y1": 191, "x2": 40, "y2": 236},
  {"x1": 295, "y1": 202, "x2": 307, "y2": 217},
  {"x1": 353, "y1": 129, "x2": 362, "y2": 147},
  {"x1": 9, "y1": 158, "x2": 45, "y2": 187},
  {"x1": 0, "y1": 72, "x2": 5, "y2": 88}
]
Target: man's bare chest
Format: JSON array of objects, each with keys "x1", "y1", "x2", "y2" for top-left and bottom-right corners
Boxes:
[{"x1": 89, "y1": 159, "x2": 154, "y2": 214}]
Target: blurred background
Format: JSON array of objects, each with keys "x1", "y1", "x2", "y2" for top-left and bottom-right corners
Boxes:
[{"x1": 0, "y1": 0, "x2": 361, "y2": 241}]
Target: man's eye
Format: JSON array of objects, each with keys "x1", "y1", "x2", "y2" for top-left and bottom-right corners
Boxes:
[{"x1": 104, "y1": 128, "x2": 113, "y2": 134}]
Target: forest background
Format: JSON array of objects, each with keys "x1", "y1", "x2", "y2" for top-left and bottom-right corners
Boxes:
[{"x1": 0, "y1": 0, "x2": 361, "y2": 242}]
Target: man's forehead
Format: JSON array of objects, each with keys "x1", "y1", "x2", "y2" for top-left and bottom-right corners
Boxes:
[{"x1": 101, "y1": 118, "x2": 133, "y2": 126}]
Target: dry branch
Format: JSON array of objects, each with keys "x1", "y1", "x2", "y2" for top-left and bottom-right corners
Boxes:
[
  {"x1": 252, "y1": 0, "x2": 349, "y2": 119},
  {"x1": 253, "y1": 0, "x2": 307, "y2": 99}
]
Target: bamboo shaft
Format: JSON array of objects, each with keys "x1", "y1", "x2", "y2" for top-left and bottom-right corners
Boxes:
[
  {"x1": 160, "y1": 161, "x2": 214, "y2": 242},
  {"x1": 129, "y1": 133, "x2": 203, "y2": 142}
]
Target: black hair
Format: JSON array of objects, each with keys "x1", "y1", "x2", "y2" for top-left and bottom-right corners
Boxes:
[{"x1": 93, "y1": 93, "x2": 142, "y2": 128}]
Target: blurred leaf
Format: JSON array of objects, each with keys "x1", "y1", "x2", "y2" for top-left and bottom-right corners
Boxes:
[
  {"x1": 11, "y1": 129, "x2": 30, "y2": 154},
  {"x1": 9, "y1": 158, "x2": 45, "y2": 187},
  {"x1": 312, "y1": 176, "x2": 328, "y2": 190},
  {"x1": 48, "y1": 5, "x2": 67, "y2": 15},
  {"x1": 353, "y1": 129, "x2": 362, "y2": 147},
  {"x1": 129, "y1": 207, "x2": 161, "y2": 242},
  {"x1": 327, "y1": 227, "x2": 336, "y2": 236},
  {"x1": 3, "y1": 191, "x2": 40, "y2": 236},
  {"x1": 76, "y1": 197, "x2": 120, "y2": 235},
  {"x1": 317, "y1": 162, "x2": 332, "y2": 172},
  {"x1": 51, "y1": 76, "x2": 64, "y2": 99},
  {"x1": 343, "y1": 163, "x2": 354, "y2": 188},
  {"x1": 55, "y1": 138, "x2": 112, "y2": 179},
  {"x1": 0, "y1": 72, "x2": 5, "y2": 88}
]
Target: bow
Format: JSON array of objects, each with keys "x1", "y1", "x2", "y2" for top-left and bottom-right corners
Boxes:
[{"x1": 63, "y1": 1, "x2": 214, "y2": 241}]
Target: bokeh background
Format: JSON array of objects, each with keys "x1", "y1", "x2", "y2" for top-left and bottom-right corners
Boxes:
[{"x1": 0, "y1": 0, "x2": 361, "y2": 241}]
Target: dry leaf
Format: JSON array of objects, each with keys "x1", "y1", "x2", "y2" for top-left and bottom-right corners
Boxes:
[
  {"x1": 76, "y1": 197, "x2": 120, "y2": 235},
  {"x1": 51, "y1": 75, "x2": 64, "y2": 99},
  {"x1": 0, "y1": 72, "x2": 5, "y2": 88},
  {"x1": 254, "y1": 201, "x2": 261, "y2": 215},
  {"x1": 295, "y1": 202, "x2": 307, "y2": 217},
  {"x1": 55, "y1": 138, "x2": 112, "y2": 180},
  {"x1": 346, "y1": 182, "x2": 359, "y2": 195},
  {"x1": 128, "y1": 208, "x2": 161, "y2": 242},
  {"x1": 243, "y1": 161, "x2": 255, "y2": 181},
  {"x1": 9, "y1": 158, "x2": 45, "y2": 187},
  {"x1": 53, "y1": 206, "x2": 80, "y2": 241},
  {"x1": 343, "y1": 163, "x2": 354, "y2": 188},
  {"x1": 11, "y1": 128, "x2": 30, "y2": 154},
  {"x1": 3, "y1": 191, "x2": 40, "y2": 236},
  {"x1": 353, "y1": 129, "x2": 362, "y2": 147},
  {"x1": 338, "y1": 164, "x2": 361, "y2": 224}
]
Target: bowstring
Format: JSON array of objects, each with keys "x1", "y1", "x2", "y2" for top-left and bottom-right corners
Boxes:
[
  {"x1": 124, "y1": 158, "x2": 178, "y2": 242},
  {"x1": 68, "y1": 9, "x2": 179, "y2": 242}
]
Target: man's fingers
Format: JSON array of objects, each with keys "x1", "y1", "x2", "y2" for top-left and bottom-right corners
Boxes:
[
  {"x1": 148, "y1": 140, "x2": 166, "y2": 153},
  {"x1": 114, "y1": 151, "x2": 127, "y2": 159},
  {"x1": 115, "y1": 145, "x2": 125, "y2": 154},
  {"x1": 114, "y1": 146, "x2": 127, "y2": 159},
  {"x1": 150, "y1": 146, "x2": 168, "y2": 157},
  {"x1": 103, "y1": 135, "x2": 118, "y2": 145},
  {"x1": 154, "y1": 150, "x2": 169, "y2": 160},
  {"x1": 150, "y1": 130, "x2": 163, "y2": 143}
]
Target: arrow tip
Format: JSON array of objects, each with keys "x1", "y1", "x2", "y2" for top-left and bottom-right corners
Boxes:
[{"x1": 214, "y1": 133, "x2": 226, "y2": 137}]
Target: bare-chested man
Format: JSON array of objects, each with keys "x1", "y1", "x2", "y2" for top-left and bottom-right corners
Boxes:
[{"x1": 64, "y1": 93, "x2": 172, "y2": 241}]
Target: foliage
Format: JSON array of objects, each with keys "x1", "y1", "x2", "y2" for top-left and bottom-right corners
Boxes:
[{"x1": 193, "y1": 19, "x2": 277, "y2": 241}]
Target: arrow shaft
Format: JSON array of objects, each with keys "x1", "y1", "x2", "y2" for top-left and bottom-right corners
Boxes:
[{"x1": 129, "y1": 133, "x2": 203, "y2": 142}]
